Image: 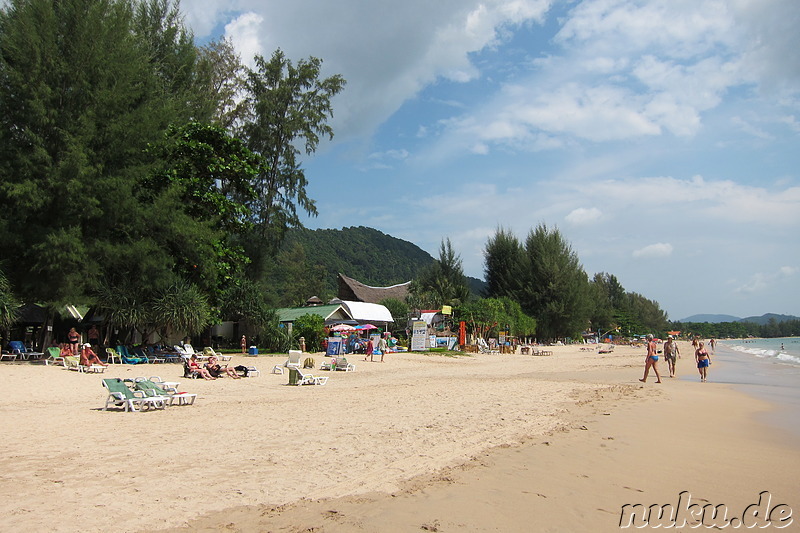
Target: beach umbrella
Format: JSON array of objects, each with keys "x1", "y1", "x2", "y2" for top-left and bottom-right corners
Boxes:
[
  {"x1": 356, "y1": 324, "x2": 378, "y2": 330},
  {"x1": 331, "y1": 324, "x2": 355, "y2": 332}
]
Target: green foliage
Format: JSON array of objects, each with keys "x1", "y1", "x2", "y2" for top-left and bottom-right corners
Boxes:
[
  {"x1": 0, "y1": 271, "x2": 19, "y2": 332},
  {"x1": 141, "y1": 122, "x2": 261, "y2": 300},
  {"x1": 410, "y1": 238, "x2": 471, "y2": 308},
  {"x1": 521, "y1": 224, "x2": 591, "y2": 340},
  {"x1": 220, "y1": 278, "x2": 274, "y2": 336},
  {"x1": 380, "y1": 298, "x2": 409, "y2": 326},
  {"x1": 151, "y1": 281, "x2": 213, "y2": 336},
  {"x1": 246, "y1": 225, "x2": 439, "y2": 304},
  {"x1": 456, "y1": 297, "x2": 536, "y2": 340},
  {"x1": 483, "y1": 227, "x2": 525, "y2": 299},
  {"x1": 292, "y1": 313, "x2": 325, "y2": 352},
  {"x1": 261, "y1": 242, "x2": 328, "y2": 307},
  {"x1": 94, "y1": 279, "x2": 211, "y2": 343},
  {"x1": 588, "y1": 272, "x2": 668, "y2": 336},
  {"x1": 195, "y1": 38, "x2": 248, "y2": 129},
  {"x1": 484, "y1": 224, "x2": 591, "y2": 340},
  {"x1": 241, "y1": 49, "x2": 346, "y2": 253},
  {"x1": 0, "y1": 0, "x2": 216, "y2": 307},
  {"x1": 258, "y1": 315, "x2": 292, "y2": 353}
]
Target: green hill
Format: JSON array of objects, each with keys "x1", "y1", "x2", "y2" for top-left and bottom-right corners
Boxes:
[{"x1": 280, "y1": 226, "x2": 485, "y2": 299}]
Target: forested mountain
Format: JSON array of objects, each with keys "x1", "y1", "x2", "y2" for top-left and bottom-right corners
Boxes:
[
  {"x1": 739, "y1": 313, "x2": 800, "y2": 325},
  {"x1": 680, "y1": 314, "x2": 741, "y2": 323},
  {"x1": 679, "y1": 313, "x2": 799, "y2": 325},
  {"x1": 282, "y1": 226, "x2": 434, "y2": 287},
  {"x1": 274, "y1": 226, "x2": 485, "y2": 304}
]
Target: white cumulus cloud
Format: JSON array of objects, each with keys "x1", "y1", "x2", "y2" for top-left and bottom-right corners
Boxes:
[
  {"x1": 566, "y1": 207, "x2": 603, "y2": 225},
  {"x1": 633, "y1": 242, "x2": 674, "y2": 258}
]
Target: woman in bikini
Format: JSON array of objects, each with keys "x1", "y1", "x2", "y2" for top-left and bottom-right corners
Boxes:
[
  {"x1": 67, "y1": 327, "x2": 80, "y2": 355},
  {"x1": 188, "y1": 354, "x2": 215, "y2": 380},
  {"x1": 695, "y1": 341, "x2": 711, "y2": 382},
  {"x1": 639, "y1": 334, "x2": 662, "y2": 383}
]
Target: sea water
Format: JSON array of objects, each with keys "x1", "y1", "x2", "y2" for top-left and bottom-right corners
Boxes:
[
  {"x1": 706, "y1": 338, "x2": 800, "y2": 439},
  {"x1": 723, "y1": 337, "x2": 800, "y2": 366}
]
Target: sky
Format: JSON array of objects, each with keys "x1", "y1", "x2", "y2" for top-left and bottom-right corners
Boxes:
[{"x1": 180, "y1": 0, "x2": 800, "y2": 321}]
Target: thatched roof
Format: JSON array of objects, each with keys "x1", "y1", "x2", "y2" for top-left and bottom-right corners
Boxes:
[{"x1": 337, "y1": 273, "x2": 411, "y2": 304}]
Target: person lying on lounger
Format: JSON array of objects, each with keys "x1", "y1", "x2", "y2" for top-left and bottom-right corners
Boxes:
[
  {"x1": 205, "y1": 356, "x2": 241, "y2": 379},
  {"x1": 80, "y1": 343, "x2": 108, "y2": 367}
]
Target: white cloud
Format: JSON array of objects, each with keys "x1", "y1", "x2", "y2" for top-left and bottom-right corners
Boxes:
[
  {"x1": 210, "y1": 0, "x2": 555, "y2": 141},
  {"x1": 224, "y1": 12, "x2": 263, "y2": 68},
  {"x1": 632, "y1": 243, "x2": 673, "y2": 258},
  {"x1": 566, "y1": 207, "x2": 602, "y2": 225},
  {"x1": 735, "y1": 266, "x2": 798, "y2": 294}
]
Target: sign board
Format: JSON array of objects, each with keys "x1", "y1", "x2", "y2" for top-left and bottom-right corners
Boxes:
[
  {"x1": 326, "y1": 338, "x2": 341, "y2": 356},
  {"x1": 411, "y1": 320, "x2": 428, "y2": 351},
  {"x1": 441, "y1": 305, "x2": 452, "y2": 315}
]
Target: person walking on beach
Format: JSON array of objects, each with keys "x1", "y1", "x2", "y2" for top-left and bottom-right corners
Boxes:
[
  {"x1": 695, "y1": 341, "x2": 711, "y2": 382},
  {"x1": 364, "y1": 337, "x2": 375, "y2": 362},
  {"x1": 639, "y1": 334, "x2": 662, "y2": 383},
  {"x1": 709, "y1": 338, "x2": 716, "y2": 353},
  {"x1": 378, "y1": 334, "x2": 388, "y2": 363},
  {"x1": 663, "y1": 335, "x2": 680, "y2": 378},
  {"x1": 240, "y1": 335, "x2": 247, "y2": 354}
]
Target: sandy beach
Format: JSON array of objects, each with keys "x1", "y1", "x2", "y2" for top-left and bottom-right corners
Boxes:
[{"x1": 1, "y1": 342, "x2": 798, "y2": 532}]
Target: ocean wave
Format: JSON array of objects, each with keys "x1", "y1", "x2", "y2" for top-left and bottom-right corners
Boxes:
[
  {"x1": 729, "y1": 344, "x2": 800, "y2": 366},
  {"x1": 777, "y1": 353, "x2": 800, "y2": 365}
]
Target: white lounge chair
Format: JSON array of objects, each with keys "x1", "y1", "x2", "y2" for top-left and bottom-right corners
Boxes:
[
  {"x1": 274, "y1": 350, "x2": 303, "y2": 374},
  {"x1": 290, "y1": 367, "x2": 327, "y2": 386},
  {"x1": 203, "y1": 347, "x2": 232, "y2": 362}
]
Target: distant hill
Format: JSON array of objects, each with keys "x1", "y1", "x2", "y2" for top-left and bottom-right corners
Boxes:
[
  {"x1": 678, "y1": 313, "x2": 799, "y2": 324},
  {"x1": 282, "y1": 226, "x2": 485, "y2": 298},
  {"x1": 679, "y1": 314, "x2": 741, "y2": 323},
  {"x1": 738, "y1": 313, "x2": 800, "y2": 325}
]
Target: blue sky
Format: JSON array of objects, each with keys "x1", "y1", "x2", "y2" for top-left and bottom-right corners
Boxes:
[{"x1": 181, "y1": 0, "x2": 800, "y2": 321}]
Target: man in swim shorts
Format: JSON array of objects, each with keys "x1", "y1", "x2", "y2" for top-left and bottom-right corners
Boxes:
[
  {"x1": 663, "y1": 335, "x2": 680, "y2": 378},
  {"x1": 639, "y1": 334, "x2": 662, "y2": 383}
]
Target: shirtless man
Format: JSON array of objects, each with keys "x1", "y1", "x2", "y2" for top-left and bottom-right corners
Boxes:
[
  {"x1": 663, "y1": 335, "x2": 680, "y2": 378},
  {"x1": 639, "y1": 334, "x2": 662, "y2": 383}
]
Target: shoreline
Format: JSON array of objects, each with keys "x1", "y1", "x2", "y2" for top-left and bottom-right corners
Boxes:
[{"x1": 1, "y1": 342, "x2": 798, "y2": 532}]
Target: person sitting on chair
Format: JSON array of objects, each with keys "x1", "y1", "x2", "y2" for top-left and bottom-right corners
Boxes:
[
  {"x1": 188, "y1": 354, "x2": 215, "y2": 380},
  {"x1": 59, "y1": 343, "x2": 74, "y2": 357},
  {"x1": 205, "y1": 356, "x2": 241, "y2": 379},
  {"x1": 80, "y1": 343, "x2": 108, "y2": 367}
]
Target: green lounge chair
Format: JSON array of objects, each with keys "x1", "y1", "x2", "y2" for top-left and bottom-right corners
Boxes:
[
  {"x1": 102, "y1": 378, "x2": 167, "y2": 412},
  {"x1": 44, "y1": 346, "x2": 65, "y2": 366},
  {"x1": 133, "y1": 379, "x2": 197, "y2": 406}
]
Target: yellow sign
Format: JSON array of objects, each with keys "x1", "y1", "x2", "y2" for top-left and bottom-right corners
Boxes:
[{"x1": 441, "y1": 305, "x2": 452, "y2": 315}]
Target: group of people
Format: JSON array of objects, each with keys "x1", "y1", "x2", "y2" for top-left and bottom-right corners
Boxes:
[
  {"x1": 58, "y1": 341, "x2": 108, "y2": 369},
  {"x1": 640, "y1": 334, "x2": 713, "y2": 383},
  {"x1": 186, "y1": 354, "x2": 241, "y2": 380}
]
